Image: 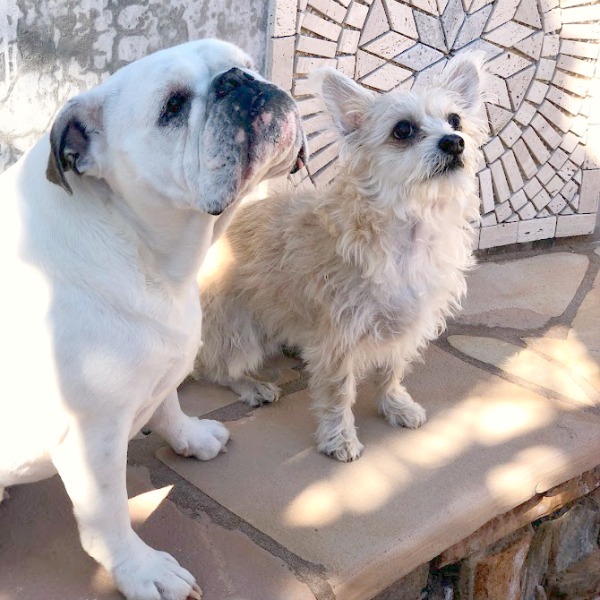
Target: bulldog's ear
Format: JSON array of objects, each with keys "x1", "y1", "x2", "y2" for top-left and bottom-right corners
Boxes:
[
  {"x1": 311, "y1": 68, "x2": 375, "y2": 135},
  {"x1": 46, "y1": 96, "x2": 103, "y2": 195}
]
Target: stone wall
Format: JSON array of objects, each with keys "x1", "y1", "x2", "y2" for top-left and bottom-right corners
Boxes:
[
  {"x1": 0, "y1": 0, "x2": 269, "y2": 172},
  {"x1": 267, "y1": 0, "x2": 600, "y2": 249}
]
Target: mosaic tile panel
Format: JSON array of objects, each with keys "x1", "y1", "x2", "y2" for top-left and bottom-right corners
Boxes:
[{"x1": 268, "y1": 0, "x2": 600, "y2": 249}]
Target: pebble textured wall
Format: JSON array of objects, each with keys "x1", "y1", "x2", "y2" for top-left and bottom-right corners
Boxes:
[
  {"x1": 0, "y1": 0, "x2": 268, "y2": 173},
  {"x1": 268, "y1": 0, "x2": 600, "y2": 248}
]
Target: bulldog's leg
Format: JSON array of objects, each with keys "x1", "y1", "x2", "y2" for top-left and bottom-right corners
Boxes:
[
  {"x1": 148, "y1": 391, "x2": 230, "y2": 460},
  {"x1": 51, "y1": 419, "x2": 201, "y2": 600}
]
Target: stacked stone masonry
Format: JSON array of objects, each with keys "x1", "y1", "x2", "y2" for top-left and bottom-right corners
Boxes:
[{"x1": 268, "y1": 0, "x2": 600, "y2": 249}]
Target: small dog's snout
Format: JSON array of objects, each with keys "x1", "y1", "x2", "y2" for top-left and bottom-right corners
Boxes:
[
  {"x1": 214, "y1": 68, "x2": 255, "y2": 98},
  {"x1": 438, "y1": 134, "x2": 464, "y2": 156}
]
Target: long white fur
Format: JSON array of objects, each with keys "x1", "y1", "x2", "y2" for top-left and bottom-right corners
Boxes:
[{"x1": 194, "y1": 53, "x2": 489, "y2": 462}]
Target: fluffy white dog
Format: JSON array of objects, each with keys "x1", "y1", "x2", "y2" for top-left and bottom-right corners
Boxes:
[
  {"x1": 0, "y1": 40, "x2": 305, "y2": 599},
  {"x1": 193, "y1": 53, "x2": 488, "y2": 462}
]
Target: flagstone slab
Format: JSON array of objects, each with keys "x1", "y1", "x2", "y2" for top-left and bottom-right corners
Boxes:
[
  {"x1": 569, "y1": 271, "x2": 600, "y2": 361},
  {"x1": 448, "y1": 335, "x2": 599, "y2": 407},
  {"x1": 0, "y1": 467, "x2": 314, "y2": 600},
  {"x1": 157, "y1": 346, "x2": 600, "y2": 600},
  {"x1": 458, "y1": 253, "x2": 589, "y2": 329}
]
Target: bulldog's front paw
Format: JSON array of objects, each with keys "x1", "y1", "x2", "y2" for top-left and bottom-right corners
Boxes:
[
  {"x1": 172, "y1": 418, "x2": 230, "y2": 461},
  {"x1": 112, "y1": 544, "x2": 201, "y2": 600}
]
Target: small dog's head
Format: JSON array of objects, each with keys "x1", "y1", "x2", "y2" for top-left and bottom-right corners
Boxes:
[{"x1": 313, "y1": 54, "x2": 488, "y2": 214}]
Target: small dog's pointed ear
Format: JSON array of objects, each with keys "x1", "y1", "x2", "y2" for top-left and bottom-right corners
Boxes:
[
  {"x1": 439, "y1": 52, "x2": 486, "y2": 110},
  {"x1": 46, "y1": 95, "x2": 103, "y2": 195},
  {"x1": 311, "y1": 68, "x2": 375, "y2": 135}
]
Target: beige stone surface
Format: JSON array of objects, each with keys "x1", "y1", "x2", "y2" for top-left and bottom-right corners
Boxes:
[
  {"x1": 0, "y1": 467, "x2": 314, "y2": 600},
  {"x1": 569, "y1": 271, "x2": 600, "y2": 360},
  {"x1": 448, "y1": 335, "x2": 599, "y2": 407},
  {"x1": 158, "y1": 346, "x2": 600, "y2": 600},
  {"x1": 458, "y1": 253, "x2": 589, "y2": 329}
]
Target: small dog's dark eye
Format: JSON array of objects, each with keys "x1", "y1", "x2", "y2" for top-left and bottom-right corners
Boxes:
[
  {"x1": 159, "y1": 91, "x2": 191, "y2": 126},
  {"x1": 392, "y1": 120, "x2": 416, "y2": 140},
  {"x1": 448, "y1": 113, "x2": 461, "y2": 130}
]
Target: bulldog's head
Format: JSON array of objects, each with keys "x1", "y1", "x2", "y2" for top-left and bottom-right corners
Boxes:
[{"x1": 46, "y1": 39, "x2": 307, "y2": 216}]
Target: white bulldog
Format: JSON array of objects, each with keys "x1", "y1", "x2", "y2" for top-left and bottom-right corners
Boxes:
[{"x1": 0, "y1": 39, "x2": 305, "y2": 600}]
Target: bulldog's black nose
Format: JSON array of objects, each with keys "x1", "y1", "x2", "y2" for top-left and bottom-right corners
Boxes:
[
  {"x1": 438, "y1": 134, "x2": 464, "y2": 156},
  {"x1": 214, "y1": 68, "x2": 256, "y2": 98}
]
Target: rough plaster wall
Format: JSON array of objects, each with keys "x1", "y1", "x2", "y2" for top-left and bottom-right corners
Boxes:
[
  {"x1": 267, "y1": 0, "x2": 600, "y2": 248},
  {"x1": 0, "y1": 0, "x2": 268, "y2": 172}
]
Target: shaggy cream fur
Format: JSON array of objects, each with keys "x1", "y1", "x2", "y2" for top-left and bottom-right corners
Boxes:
[{"x1": 194, "y1": 53, "x2": 489, "y2": 461}]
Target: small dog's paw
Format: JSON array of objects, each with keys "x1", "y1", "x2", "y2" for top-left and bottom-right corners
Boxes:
[
  {"x1": 318, "y1": 435, "x2": 365, "y2": 462},
  {"x1": 173, "y1": 418, "x2": 230, "y2": 461},
  {"x1": 382, "y1": 396, "x2": 427, "y2": 429},
  {"x1": 239, "y1": 381, "x2": 280, "y2": 408},
  {"x1": 113, "y1": 545, "x2": 201, "y2": 600}
]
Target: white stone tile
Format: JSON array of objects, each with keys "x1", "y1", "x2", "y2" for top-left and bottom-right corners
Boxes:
[
  {"x1": 560, "y1": 131, "x2": 579, "y2": 153},
  {"x1": 570, "y1": 144, "x2": 586, "y2": 166},
  {"x1": 312, "y1": 158, "x2": 341, "y2": 186},
  {"x1": 518, "y1": 201, "x2": 538, "y2": 219},
  {"x1": 395, "y1": 43, "x2": 444, "y2": 70},
  {"x1": 302, "y1": 112, "x2": 333, "y2": 135},
  {"x1": 570, "y1": 115, "x2": 587, "y2": 138},
  {"x1": 557, "y1": 55, "x2": 596, "y2": 78},
  {"x1": 530, "y1": 114, "x2": 563, "y2": 149},
  {"x1": 481, "y1": 212, "x2": 498, "y2": 225},
  {"x1": 510, "y1": 189, "x2": 528, "y2": 210},
  {"x1": 561, "y1": 23, "x2": 600, "y2": 41},
  {"x1": 514, "y1": 101, "x2": 536, "y2": 125},
  {"x1": 295, "y1": 56, "x2": 337, "y2": 75},
  {"x1": 361, "y1": 62, "x2": 412, "y2": 90},
  {"x1": 297, "y1": 96, "x2": 324, "y2": 118},
  {"x1": 545, "y1": 174, "x2": 564, "y2": 196},
  {"x1": 542, "y1": 8, "x2": 561, "y2": 33},
  {"x1": 507, "y1": 64, "x2": 536, "y2": 109},
  {"x1": 337, "y1": 55, "x2": 356, "y2": 76},
  {"x1": 309, "y1": 140, "x2": 340, "y2": 172},
  {"x1": 548, "y1": 194, "x2": 567, "y2": 214},
  {"x1": 501, "y1": 150, "x2": 525, "y2": 192},
  {"x1": 441, "y1": 0, "x2": 465, "y2": 48},
  {"x1": 359, "y1": 0, "x2": 389, "y2": 45},
  {"x1": 556, "y1": 213, "x2": 597, "y2": 236},
  {"x1": 487, "y1": 74, "x2": 512, "y2": 109},
  {"x1": 355, "y1": 49, "x2": 386, "y2": 78},
  {"x1": 301, "y1": 12, "x2": 342, "y2": 40},
  {"x1": 385, "y1": 0, "x2": 418, "y2": 38},
  {"x1": 536, "y1": 58, "x2": 556, "y2": 81},
  {"x1": 412, "y1": 59, "x2": 448, "y2": 89},
  {"x1": 484, "y1": 0, "x2": 519, "y2": 31},
  {"x1": 517, "y1": 216, "x2": 556, "y2": 241},
  {"x1": 522, "y1": 126, "x2": 551, "y2": 163},
  {"x1": 483, "y1": 137, "x2": 505, "y2": 163},
  {"x1": 414, "y1": 11, "x2": 447, "y2": 52},
  {"x1": 536, "y1": 208, "x2": 551, "y2": 218},
  {"x1": 552, "y1": 70, "x2": 590, "y2": 97},
  {"x1": 309, "y1": 128, "x2": 338, "y2": 154},
  {"x1": 513, "y1": 139, "x2": 538, "y2": 178},
  {"x1": 514, "y1": 0, "x2": 542, "y2": 27},
  {"x1": 309, "y1": 0, "x2": 347, "y2": 22},
  {"x1": 561, "y1": 205, "x2": 575, "y2": 215},
  {"x1": 548, "y1": 84, "x2": 585, "y2": 116},
  {"x1": 271, "y1": 0, "x2": 298, "y2": 36},
  {"x1": 541, "y1": 33, "x2": 560, "y2": 57},
  {"x1": 479, "y1": 167, "x2": 495, "y2": 213},
  {"x1": 560, "y1": 179, "x2": 578, "y2": 201},
  {"x1": 338, "y1": 29, "x2": 360, "y2": 54},
  {"x1": 297, "y1": 35, "x2": 338, "y2": 58},
  {"x1": 569, "y1": 193, "x2": 580, "y2": 209},
  {"x1": 345, "y1": 1, "x2": 369, "y2": 28},
  {"x1": 560, "y1": 39, "x2": 600, "y2": 59},
  {"x1": 495, "y1": 199, "x2": 514, "y2": 221},
  {"x1": 269, "y1": 36, "x2": 295, "y2": 91},
  {"x1": 536, "y1": 163, "x2": 554, "y2": 184},
  {"x1": 514, "y1": 31, "x2": 543, "y2": 59},
  {"x1": 538, "y1": 100, "x2": 570, "y2": 133},
  {"x1": 478, "y1": 222, "x2": 518, "y2": 248},
  {"x1": 580, "y1": 169, "x2": 600, "y2": 213},
  {"x1": 411, "y1": 0, "x2": 439, "y2": 15},
  {"x1": 499, "y1": 121, "x2": 522, "y2": 146},
  {"x1": 524, "y1": 175, "x2": 543, "y2": 198},
  {"x1": 539, "y1": 0, "x2": 559, "y2": 11},
  {"x1": 558, "y1": 160, "x2": 577, "y2": 180},
  {"x1": 484, "y1": 22, "x2": 535, "y2": 47},
  {"x1": 487, "y1": 104, "x2": 513, "y2": 134},
  {"x1": 526, "y1": 80, "x2": 549, "y2": 104},
  {"x1": 488, "y1": 52, "x2": 532, "y2": 77},
  {"x1": 453, "y1": 5, "x2": 493, "y2": 49},
  {"x1": 467, "y1": 0, "x2": 494, "y2": 14},
  {"x1": 293, "y1": 77, "x2": 315, "y2": 96},
  {"x1": 532, "y1": 188, "x2": 551, "y2": 210},
  {"x1": 490, "y1": 160, "x2": 511, "y2": 202},
  {"x1": 364, "y1": 31, "x2": 415, "y2": 59}
]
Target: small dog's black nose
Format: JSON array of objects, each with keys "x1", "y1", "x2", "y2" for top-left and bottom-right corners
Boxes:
[
  {"x1": 214, "y1": 68, "x2": 255, "y2": 98},
  {"x1": 438, "y1": 134, "x2": 464, "y2": 156}
]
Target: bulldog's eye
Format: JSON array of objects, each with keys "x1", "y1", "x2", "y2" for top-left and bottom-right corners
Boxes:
[
  {"x1": 392, "y1": 120, "x2": 416, "y2": 140},
  {"x1": 448, "y1": 113, "x2": 461, "y2": 131},
  {"x1": 159, "y1": 91, "x2": 191, "y2": 126}
]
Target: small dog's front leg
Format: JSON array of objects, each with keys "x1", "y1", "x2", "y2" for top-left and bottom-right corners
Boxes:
[
  {"x1": 377, "y1": 366, "x2": 427, "y2": 429},
  {"x1": 148, "y1": 391, "x2": 230, "y2": 460},
  {"x1": 51, "y1": 420, "x2": 200, "y2": 600},
  {"x1": 309, "y1": 356, "x2": 363, "y2": 462}
]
